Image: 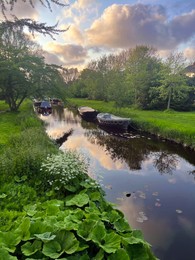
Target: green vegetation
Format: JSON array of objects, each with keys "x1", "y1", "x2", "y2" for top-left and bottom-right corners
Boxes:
[
  {"x1": 66, "y1": 46, "x2": 195, "y2": 112},
  {"x1": 0, "y1": 102, "x2": 157, "y2": 259},
  {"x1": 68, "y1": 98, "x2": 195, "y2": 149}
]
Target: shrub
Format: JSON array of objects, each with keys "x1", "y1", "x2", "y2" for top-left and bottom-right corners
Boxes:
[{"x1": 40, "y1": 151, "x2": 90, "y2": 193}]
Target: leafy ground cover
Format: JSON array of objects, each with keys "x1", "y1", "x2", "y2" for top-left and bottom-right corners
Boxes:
[
  {"x1": 0, "y1": 101, "x2": 157, "y2": 259},
  {"x1": 68, "y1": 98, "x2": 195, "y2": 150}
]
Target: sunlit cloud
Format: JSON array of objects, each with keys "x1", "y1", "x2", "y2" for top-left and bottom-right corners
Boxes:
[
  {"x1": 43, "y1": 42, "x2": 88, "y2": 67},
  {"x1": 85, "y1": 4, "x2": 195, "y2": 51},
  {"x1": 0, "y1": 0, "x2": 39, "y2": 20}
]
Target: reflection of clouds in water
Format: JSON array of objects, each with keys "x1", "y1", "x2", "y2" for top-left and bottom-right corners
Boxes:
[
  {"x1": 61, "y1": 135, "x2": 128, "y2": 171},
  {"x1": 178, "y1": 215, "x2": 195, "y2": 237},
  {"x1": 117, "y1": 197, "x2": 174, "y2": 250},
  {"x1": 168, "y1": 178, "x2": 177, "y2": 184}
]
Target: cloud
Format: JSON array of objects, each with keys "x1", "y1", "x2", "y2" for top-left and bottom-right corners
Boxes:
[
  {"x1": 71, "y1": 0, "x2": 97, "y2": 9},
  {"x1": 183, "y1": 47, "x2": 195, "y2": 60},
  {"x1": 65, "y1": 25, "x2": 85, "y2": 45},
  {"x1": 0, "y1": 0, "x2": 39, "y2": 20},
  {"x1": 85, "y1": 4, "x2": 195, "y2": 50},
  {"x1": 44, "y1": 42, "x2": 88, "y2": 67}
]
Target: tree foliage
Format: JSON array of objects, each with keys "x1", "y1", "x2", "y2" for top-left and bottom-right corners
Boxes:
[
  {"x1": 66, "y1": 45, "x2": 195, "y2": 111},
  {"x1": 0, "y1": 26, "x2": 65, "y2": 111}
]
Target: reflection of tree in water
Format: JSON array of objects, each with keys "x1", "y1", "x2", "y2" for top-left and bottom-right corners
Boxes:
[
  {"x1": 52, "y1": 106, "x2": 65, "y2": 121},
  {"x1": 85, "y1": 129, "x2": 154, "y2": 170},
  {"x1": 153, "y1": 152, "x2": 179, "y2": 174}
]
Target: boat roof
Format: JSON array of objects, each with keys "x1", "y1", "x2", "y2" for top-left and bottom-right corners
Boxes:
[{"x1": 79, "y1": 106, "x2": 95, "y2": 112}]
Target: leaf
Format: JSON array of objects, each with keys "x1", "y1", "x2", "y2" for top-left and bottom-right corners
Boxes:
[
  {"x1": 42, "y1": 240, "x2": 62, "y2": 259},
  {"x1": 0, "y1": 248, "x2": 17, "y2": 259},
  {"x1": 0, "y1": 193, "x2": 7, "y2": 199},
  {"x1": 14, "y1": 176, "x2": 22, "y2": 183},
  {"x1": 107, "y1": 248, "x2": 130, "y2": 260},
  {"x1": 77, "y1": 219, "x2": 97, "y2": 241},
  {"x1": 90, "y1": 222, "x2": 106, "y2": 245},
  {"x1": 102, "y1": 210, "x2": 121, "y2": 223},
  {"x1": 15, "y1": 217, "x2": 31, "y2": 241},
  {"x1": 89, "y1": 191, "x2": 101, "y2": 201},
  {"x1": 66, "y1": 193, "x2": 89, "y2": 207},
  {"x1": 100, "y1": 232, "x2": 121, "y2": 254},
  {"x1": 0, "y1": 231, "x2": 21, "y2": 253},
  {"x1": 21, "y1": 240, "x2": 42, "y2": 256},
  {"x1": 34, "y1": 232, "x2": 56, "y2": 242},
  {"x1": 21, "y1": 175, "x2": 28, "y2": 181},
  {"x1": 113, "y1": 218, "x2": 131, "y2": 232},
  {"x1": 55, "y1": 230, "x2": 79, "y2": 254},
  {"x1": 121, "y1": 232, "x2": 150, "y2": 247},
  {"x1": 24, "y1": 204, "x2": 37, "y2": 217}
]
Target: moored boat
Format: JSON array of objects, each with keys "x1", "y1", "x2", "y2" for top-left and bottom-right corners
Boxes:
[
  {"x1": 78, "y1": 106, "x2": 98, "y2": 121},
  {"x1": 34, "y1": 100, "x2": 52, "y2": 115},
  {"x1": 97, "y1": 113, "x2": 131, "y2": 131}
]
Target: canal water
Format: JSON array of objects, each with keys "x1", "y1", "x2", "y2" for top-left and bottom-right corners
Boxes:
[{"x1": 40, "y1": 107, "x2": 195, "y2": 260}]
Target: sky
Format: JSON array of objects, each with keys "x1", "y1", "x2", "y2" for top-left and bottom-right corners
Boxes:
[{"x1": 2, "y1": 0, "x2": 195, "y2": 70}]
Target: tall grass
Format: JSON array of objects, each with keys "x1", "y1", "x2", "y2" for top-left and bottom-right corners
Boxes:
[{"x1": 68, "y1": 98, "x2": 195, "y2": 149}]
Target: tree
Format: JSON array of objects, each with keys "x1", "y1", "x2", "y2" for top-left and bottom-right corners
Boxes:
[
  {"x1": 158, "y1": 52, "x2": 189, "y2": 110},
  {"x1": 0, "y1": 26, "x2": 65, "y2": 111},
  {"x1": 125, "y1": 45, "x2": 161, "y2": 109}
]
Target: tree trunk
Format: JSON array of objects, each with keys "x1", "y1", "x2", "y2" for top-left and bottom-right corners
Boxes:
[{"x1": 167, "y1": 86, "x2": 172, "y2": 110}]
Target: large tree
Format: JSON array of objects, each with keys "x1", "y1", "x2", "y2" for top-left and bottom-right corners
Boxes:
[
  {"x1": 158, "y1": 52, "x2": 189, "y2": 110},
  {"x1": 125, "y1": 45, "x2": 161, "y2": 109},
  {"x1": 0, "y1": 26, "x2": 65, "y2": 111}
]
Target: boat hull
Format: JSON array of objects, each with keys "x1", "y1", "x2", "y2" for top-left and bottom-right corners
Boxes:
[
  {"x1": 97, "y1": 113, "x2": 131, "y2": 131},
  {"x1": 78, "y1": 106, "x2": 98, "y2": 121}
]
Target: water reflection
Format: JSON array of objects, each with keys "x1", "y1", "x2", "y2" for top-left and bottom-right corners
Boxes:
[{"x1": 42, "y1": 107, "x2": 195, "y2": 260}]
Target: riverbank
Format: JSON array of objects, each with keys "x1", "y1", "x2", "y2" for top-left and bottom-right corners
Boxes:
[
  {"x1": 68, "y1": 98, "x2": 195, "y2": 150},
  {"x1": 0, "y1": 100, "x2": 157, "y2": 259}
]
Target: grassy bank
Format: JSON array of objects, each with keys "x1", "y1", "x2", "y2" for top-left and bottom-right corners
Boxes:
[
  {"x1": 0, "y1": 100, "x2": 157, "y2": 259},
  {"x1": 68, "y1": 98, "x2": 195, "y2": 150}
]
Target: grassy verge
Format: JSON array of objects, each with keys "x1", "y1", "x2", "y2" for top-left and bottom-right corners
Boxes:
[
  {"x1": 68, "y1": 98, "x2": 195, "y2": 150},
  {"x1": 0, "y1": 100, "x2": 157, "y2": 259}
]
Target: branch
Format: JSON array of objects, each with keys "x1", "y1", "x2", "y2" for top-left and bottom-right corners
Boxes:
[
  {"x1": 1, "y1": 17, "x2": 69, "y2": 39},
  {"x1": 0, "y1": 0, "x2": 67, "y2": 14}
]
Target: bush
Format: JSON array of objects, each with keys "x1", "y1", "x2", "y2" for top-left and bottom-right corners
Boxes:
[{"x1": 40, "y1": 151, "x2": 90, "y2": 193}]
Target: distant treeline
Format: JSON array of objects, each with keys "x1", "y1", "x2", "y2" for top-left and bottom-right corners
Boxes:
[{"x1": 65, "y1": 45, "x2": 195, "y2": 111}]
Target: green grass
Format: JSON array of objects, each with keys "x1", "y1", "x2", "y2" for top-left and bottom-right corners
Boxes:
[
  {"x1": 68, "y1": 98, "x2": 195, "y2": 149},
  {"x1": 0, "y1": 100, "x2": 34, "y2": 145}
]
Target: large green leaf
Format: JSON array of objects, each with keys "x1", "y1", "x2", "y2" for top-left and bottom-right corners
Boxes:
[
  {"x1": 15, "y1": 217, "x2": 31, "y2": 241},
  {"x1": 0, "y1": 248, "x2": 17, "y2": 260},
  {"x1": 24, "y1": 204, "x2": 37, "y2": 217},
  {"x1": 113, "y1": 218, "x2": 131, "y2": 232},
  {"x1": 0, "y1": 231, "x2": 21, "y2": 253},
  {"x1": 121, "y1": 231, "x2": 150, "y2": 246},
  {"x1": 107, "y1": 248, "x2": 130, "y2": 260},
  {"x1": 21, "y1": 240, "x2": 42, "y2": 256},
  {"x1": 66, "y1": 193, "x2": 89, "y2": 207},
  {"x1": 90, "y1": 222, "x2": 106, "y2": 245},
  {"x1": 55, "y1": 215, "x2": 80, "y2": 231},
  {"x1": 29, "y1": 221, "x2": 54, "y2": 238},
  {"x1": 34, "y1": 232, "x2": 56, "y2": 242},
  {"x1": 55, "y1": 230, "x2": 79, "y2": 254},
  {"x1": 42, "y1": 240, "x2": 62, "y2": 259},
  {"x1": 99, "y1": 232, "x2": 121, "y2": 254},
  {"x1": 77, "y1": 219, "x2": 97, "y2": 241},
  {"x1": 102, "y1": 210, "x2": 121, "y2": 223}
]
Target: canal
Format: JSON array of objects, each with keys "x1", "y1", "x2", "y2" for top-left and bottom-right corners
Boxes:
[{"x1": 40, "y1": 106, "x2": 195, "y2": 260}]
